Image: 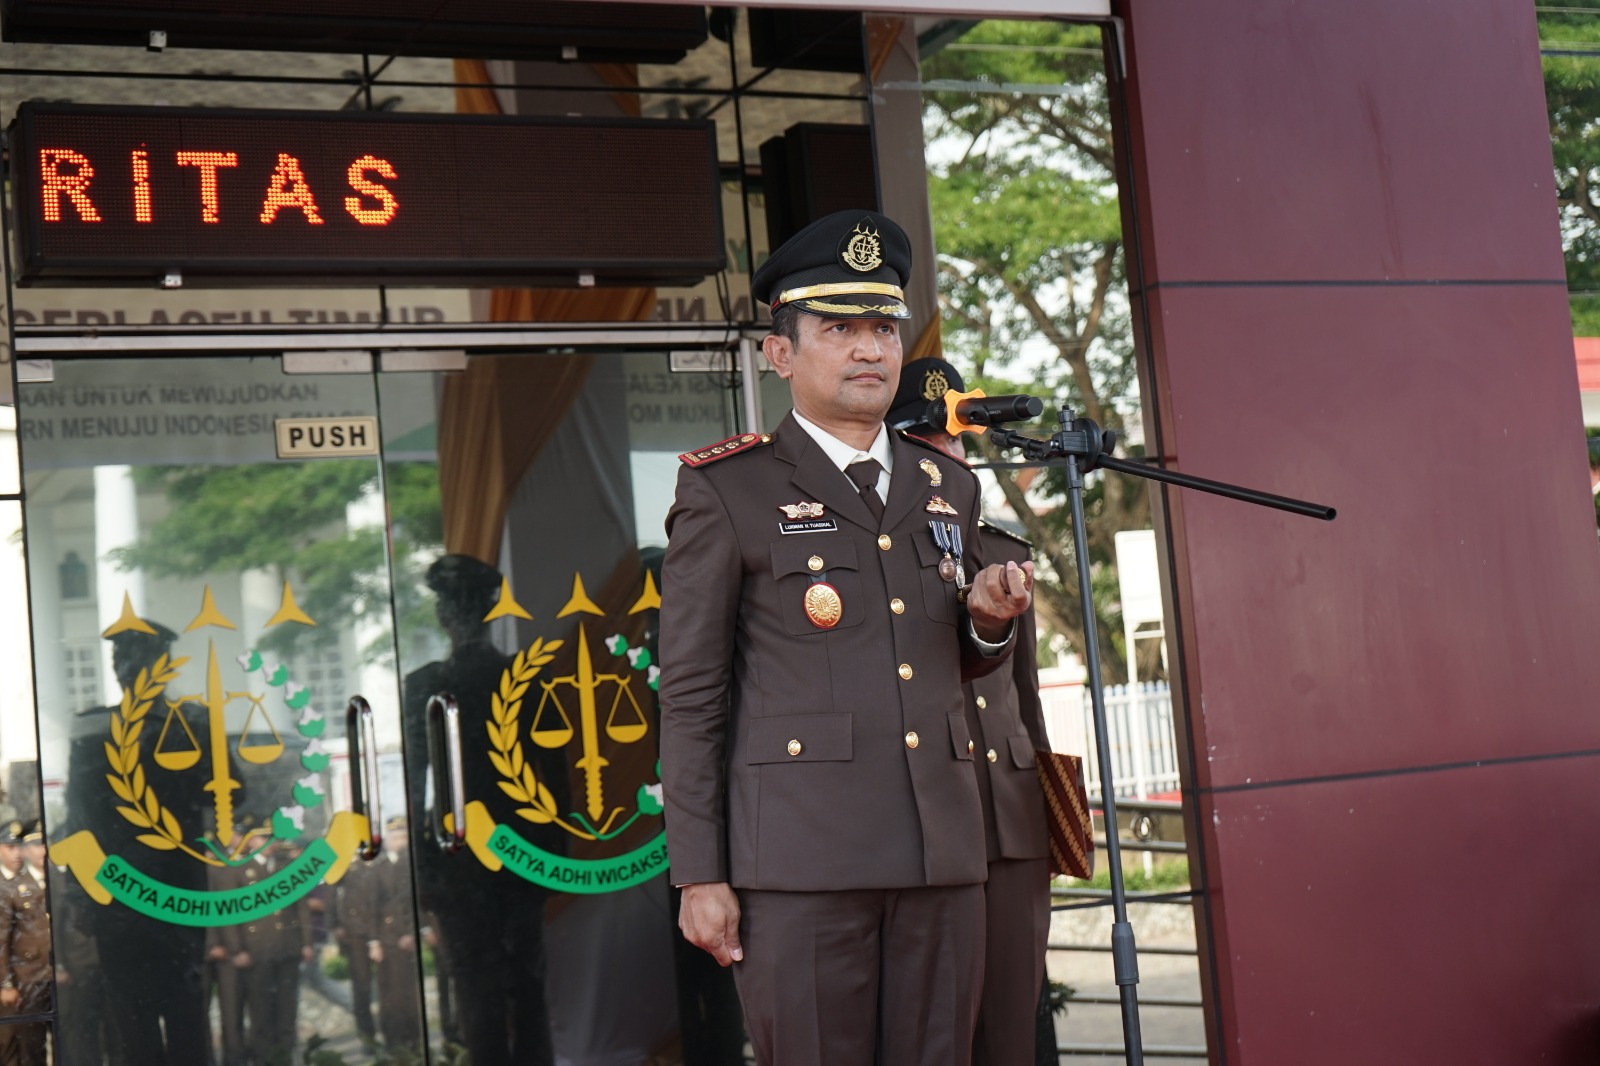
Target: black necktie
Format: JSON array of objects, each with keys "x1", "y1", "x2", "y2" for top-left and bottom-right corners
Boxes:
[{"x1": 846, "y1": 458, "x2": 885, "y2": 523}]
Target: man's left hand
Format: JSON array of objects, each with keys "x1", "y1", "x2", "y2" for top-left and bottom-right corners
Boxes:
[{"x1": 966, "y1": 560, "x2": 1034, "y2": 642}]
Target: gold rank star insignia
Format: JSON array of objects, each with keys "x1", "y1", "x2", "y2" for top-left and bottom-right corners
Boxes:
[
  {"x1": 925, "y1": 495, "x2": 958, "y2": 517},
  {"x1": 919, "y1": 458, "x2": 942, "y2": 487},
  {"x1": 778, "y1": 501, "x2": 826, "y2": 520}
]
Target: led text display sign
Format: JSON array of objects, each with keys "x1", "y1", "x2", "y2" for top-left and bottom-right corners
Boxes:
[
  {"x1": 11, "y1": 104, "x2": 725, "y2": 287},
  {"x1": 0, "y1": 0, "x2": 708, "y2": 61}
]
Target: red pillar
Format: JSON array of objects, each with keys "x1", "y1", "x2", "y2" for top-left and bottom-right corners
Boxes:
[{"x1": 1113, "y1": 2, "x2": 1600, "y2": 1061}]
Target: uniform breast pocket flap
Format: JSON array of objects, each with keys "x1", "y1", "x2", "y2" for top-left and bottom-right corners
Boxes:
[
  {"x1": 770, "y1": 537, "x2": 864, "y2": 634},
  {"x1": 914, "y1": 530, "x2": 960, "y2": 625},
  {"x1": 1007, "y1": 735, "x2": 1038, "y2": 769},
  {"x1": 746, "y1": 713, "x2": 854, "y2": 764},
  {"x1": 948, "y1": 713, "x2": 975, "y2": 761}
]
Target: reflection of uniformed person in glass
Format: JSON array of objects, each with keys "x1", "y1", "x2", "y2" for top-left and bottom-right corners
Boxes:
[
  {"x1": 218, "y1": 827, "x2": 313, "y2": 1066},
  {"x1": 403, "y1": 554, "x2": 560, "y2": 1066},
  {"x1": 0, "y1": 821, "x2": 53, "y2": 1066},
  {"x1": 890, "y1": 360, "x2": 1054, "y2": 1066},
  {"x1": 337, "y1": 814, "x2": 422, "y2": 1050},
  {"x1": 70, "y1": 620, "x2": 211, "y2": 1065},
  {"x1": 660, "y1": 210, "x2": 1036, "y2": 1066}
]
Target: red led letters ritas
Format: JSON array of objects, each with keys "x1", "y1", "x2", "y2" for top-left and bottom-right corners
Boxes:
[
  {"x1": 38, "y1": 149, "x2": 102, "y2": 223},
  {"x1": 176, "y1": 151, "x2": 239, "y2": 223},
  {"x1": 259, "y1": 153, "x2": 325, "y2": 225},
  {"x1": 345, "y1": 155, "x2": 398, "y2": 225},
  {"x1": 39, "y1": 146, "x2": 399, "y2": 227}
]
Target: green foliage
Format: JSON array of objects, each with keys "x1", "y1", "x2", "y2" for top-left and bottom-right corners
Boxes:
[
  {"x1": 113, "y1": 456, "x2": 446, "y2": 666},
  {"x1": 1067, "y1": 856, "x2": 1190, "y2": 893},
  {"x1": 1570, "y1": 295, "x2": 1600, "y2": 336},
  {"x1": 924, "y1": 21, "x2": 1146, "y2": 678},
  {"x1": 1542, "y1": 9, "x2": 1600, "y2": 312},
  {"x1": 321, "y1": 950, "x2": 350, "y2": 981},
  {"x1": 117, "y1": 462, "x2": 373, "y2": 577}
]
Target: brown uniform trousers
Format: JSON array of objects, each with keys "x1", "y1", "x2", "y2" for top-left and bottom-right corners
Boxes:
[
  {"x1": 661, "y1": 417, "x2": 1011, "y2": 1066},
  {"x1": 966, "y1": 525, "x2": 1052, "y2": 1066},
  {"x1": 336, "y1": 855, "x2": 422, "y2": 1050},
  {"x1": 0, "y1": 869, "x2": 51, "y2": 1066},
  {"x1": 217, "y1": 854, "x2": 312, "y2": 1066}
]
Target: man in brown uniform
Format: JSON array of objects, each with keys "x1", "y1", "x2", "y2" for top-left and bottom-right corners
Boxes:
[
  {"x1": 660, "y1": 210, "x2": 1035, "y2": 1066},
  {"x1": 890, "y1": 360, "x2": 1054, "y2": 1065},
  {"x1": 0, "y1": 821, "x2": 52, "y2": 1066},
  {"x1": 219, "y1": 828, "x2": 314, "y2": 1066},
  {"x1": 336, "y1": 815, "x2": 422, "y2": 1051}
]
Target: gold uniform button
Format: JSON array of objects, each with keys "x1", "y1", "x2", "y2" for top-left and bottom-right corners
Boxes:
[
  {"x1": 898, "y1": 663, "x2": 913, "y2": 680},
  {"x1": 976, "y1": 696, "x2": 988, "y2": 709},
  {"x1": 760, "y1": 434, "x2": 773, "y2": 443},
  {"x1": 905, "y1": 731, "x2": 920, "y2": 749},
  {"x1": 878, "y1": 534, "x2": 892, "y2": 550},
  {"x1": 986, "y1": 749, "x2": 998, "y2": 763},
  {"x1": 807, "y1": 555, "x2": 824, "y2": 572},
  {"x1": 890, "y1": 598, "x2": 905, "y2": 614},
  {"x1": 787, "y1": 739, "x2": 803, "y2": 757},
  {"x1": 967, "y1": 740, "x2": 974, "y2": 754}
]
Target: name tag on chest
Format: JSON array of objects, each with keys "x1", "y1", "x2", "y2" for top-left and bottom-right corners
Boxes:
[{"x1": 778, "y1": 519, "x2": 839, "y2": 535}]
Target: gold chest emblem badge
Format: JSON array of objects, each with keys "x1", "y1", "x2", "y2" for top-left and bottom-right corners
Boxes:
[
  {"x1": 803, "y1": 582, "x2": 844, "y2": 629},
  {"x1": 925, "y1": 495, "x2": 959, "y2": 517},
  {"x1": 778, "y1": 501, "x2": 827, "y2": 520},
  {"x1": 841, "y1": 221, "x2": 884, "y2": 273},
  {"x1": 919, "y1": 458, "x2": 942, "y2": 486}
]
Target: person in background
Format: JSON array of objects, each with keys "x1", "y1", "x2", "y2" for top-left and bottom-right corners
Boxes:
[
  {"x1": 890, "y1": 358, "x2": 1054, "y2": 1066},
  {"x1": 0, "y1": 820, "x2": 53, "y2": 1066}
]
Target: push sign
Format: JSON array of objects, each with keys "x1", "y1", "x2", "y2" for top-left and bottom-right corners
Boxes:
[{"x1": 274, "y1": 417, "x2": 379, "y2": 459}]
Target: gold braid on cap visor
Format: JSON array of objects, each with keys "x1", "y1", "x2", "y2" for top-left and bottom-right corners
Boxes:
[{"x1": 775, "y1": 281, "x2": 906, "y2": 306}]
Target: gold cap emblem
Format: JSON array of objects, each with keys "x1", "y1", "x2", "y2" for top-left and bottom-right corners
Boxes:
[
  {"x1": 921, "y1": 369, "x2": 950, "y2": 401},
  {"x1": 841, "y1": 221, "x2": 884, "y2": 273}
]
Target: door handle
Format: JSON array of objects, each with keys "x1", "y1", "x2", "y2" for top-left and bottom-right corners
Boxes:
[
  {"x1": 427, "y1": 693, "x2": 466, "y2": 854},
  {"x1": 345, "y1": 695, "x2": 382, "y2": 860}
]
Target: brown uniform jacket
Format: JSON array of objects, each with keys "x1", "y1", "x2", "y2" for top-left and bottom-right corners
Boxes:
[
  {"x1": 337, "y1": 855, "x2": 413, "y2": 948},
  {"x1": 966, "y1": 524, "x2": 1051, "y2": 863},
  {"x1": 0, "y1": 869, "x2": 50, "y2": 991},
  {"x1": 216, "y1": 854, "x2": 313, "y2": 963},
  {"x1": 659, "y1": 415, "x2": 1011, "y2": 892}
]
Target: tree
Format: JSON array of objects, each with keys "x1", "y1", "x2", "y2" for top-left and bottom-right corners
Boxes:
[
  {"x1": 923, "y1": 21, "x2": 1154, "y2": 681},
  {"x1": 1542, "y1": 2, "x2": 1600, "y2": 334},
  {"x1": 114, "y1": 459, "x2": 444, "y2": 664}
]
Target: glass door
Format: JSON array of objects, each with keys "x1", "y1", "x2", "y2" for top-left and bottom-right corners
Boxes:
[
  {"x1": 377, "y1": 347, "x2": 755, "y2": 1065},
  {"x1": 21, "y1": 354, "x2": 426, "y2": 1066}
]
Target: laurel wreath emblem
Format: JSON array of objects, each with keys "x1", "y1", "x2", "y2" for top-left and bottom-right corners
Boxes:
[
  {"x1": 488, "y1": 638, "x2": 570, "y2": 830},
  {"x1": 104, "y1": 654, "x2": 214, "y2": 862}
]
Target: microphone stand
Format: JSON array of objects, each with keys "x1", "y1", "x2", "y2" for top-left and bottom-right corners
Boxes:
[{"x1": 985, "y1": 406, "x2": 1334, "y2": 1066}]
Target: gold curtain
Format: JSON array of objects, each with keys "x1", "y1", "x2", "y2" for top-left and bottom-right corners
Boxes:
[
  {"x1": 440, "y1": 60, "x2": 659, "y2": 563},
  {"x1": 907, "y1": 316, "x2": 944, "y2": 362}
]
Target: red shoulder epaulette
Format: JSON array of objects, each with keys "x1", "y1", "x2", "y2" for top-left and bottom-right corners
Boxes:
[
  {"x1": 898, "y1": 428, "x2": 973, "y2": 468},
  {"x1": 678, "y1": 432, "x2": 772, "y2": 468}
]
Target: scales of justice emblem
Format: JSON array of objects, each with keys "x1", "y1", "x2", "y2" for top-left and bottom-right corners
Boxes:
[
  {"x1": 460, "y1": 570, "x2": 669, "y2": 895},
  {"x1": 53, "y1": 584, "x2": 369, "y2": 927}
]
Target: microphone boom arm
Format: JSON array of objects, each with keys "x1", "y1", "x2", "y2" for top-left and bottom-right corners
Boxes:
[{"x1": 981, "y1": 403, "x2": 1333, "y2": 1066}]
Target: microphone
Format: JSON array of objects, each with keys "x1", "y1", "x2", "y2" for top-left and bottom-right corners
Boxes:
[{"x1": 925, "y1": 389, "x2": 1045, "y2": 435}]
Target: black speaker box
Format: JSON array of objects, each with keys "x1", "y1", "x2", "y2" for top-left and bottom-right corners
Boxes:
[
  {"x1": 747, "y1": 8, "x2": 865, "y2": 74},
  {"x1": 761, "y1": 123, "x2": 879, "y2": 252}
]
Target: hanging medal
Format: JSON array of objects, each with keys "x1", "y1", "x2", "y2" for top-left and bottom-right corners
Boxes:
[
  {"x1": 930, "y1": 520, "x2": 966, "y2": 589},
  {"x1": 949, "y1": 521, "x2": 969, "y2": 598}
]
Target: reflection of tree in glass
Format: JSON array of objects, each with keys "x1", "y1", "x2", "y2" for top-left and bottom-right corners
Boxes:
[
  {"x1": 111, "y1": 461, "x2": 444, "y2": 665},
  {"x1": 923, "y1": 21, "x2": 1150, "y2": 680}
]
